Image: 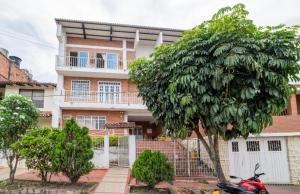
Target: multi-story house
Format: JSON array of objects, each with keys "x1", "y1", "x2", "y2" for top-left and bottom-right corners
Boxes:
[{"x1": 53, "y1": 19, "x2": 184, "y2": 138}]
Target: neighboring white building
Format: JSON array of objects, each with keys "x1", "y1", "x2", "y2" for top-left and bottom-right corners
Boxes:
[{"x1": 0, "y1": 81, "x2": 56, "y2": 126}]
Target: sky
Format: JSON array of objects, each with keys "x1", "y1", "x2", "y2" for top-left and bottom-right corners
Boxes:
[{"x1": 0, "y1": 0, "x2": 299, "y2": 83}]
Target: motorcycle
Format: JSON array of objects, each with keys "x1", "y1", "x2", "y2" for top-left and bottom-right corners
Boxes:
[{"x1": 216, "y1": 163, "x2": 269, "y2": 194}]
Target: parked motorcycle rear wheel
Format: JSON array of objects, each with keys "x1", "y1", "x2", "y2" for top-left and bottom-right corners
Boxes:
[{"x1": 259, "y1": 191, "x2": 269, "y2": 194}]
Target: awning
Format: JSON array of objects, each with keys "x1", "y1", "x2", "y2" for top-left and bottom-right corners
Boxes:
[{"x1": 105, "y1": 122, "x2": 136, "y2": 129}]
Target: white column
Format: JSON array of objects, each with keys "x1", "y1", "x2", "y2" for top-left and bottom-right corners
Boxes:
[
  {"x1": 57, "y1": 24, "x2": 66, "y2": 67},
  {"x1": 128, "y1": 135, "x2": 136, "y2": 168},
  {"x1": 134, "y1": 29, "x2": 139, "y2": 49},
  {"x1": 103, "y1": 135, "x2": 110, "y2": 168},
  {"x1": 156, "y1": 31, "x2": 163, "y2": 47},
  {"x1": 122, "y1": 40, "x2": 127, "y2": 69},
  {"x1": 124, "y1": 112, "x2": 129, "y2": 135},
  {"x1": 52, "y1": 74, "x2": 64, "y2": 128}
]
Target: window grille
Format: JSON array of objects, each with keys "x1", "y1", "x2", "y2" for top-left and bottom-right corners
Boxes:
[
  {"x1": 71, "y1": 80, "x2": 90, "y2": 96},
  {"x1": 246, "y1": 141, "x2": 260, "y2": 152},
  {"x1": 232, "y1": 142, "x2": 239, "y2": 152},
  {"x1": 268, "y1": 140, "x2": 282, "y2": 151}
]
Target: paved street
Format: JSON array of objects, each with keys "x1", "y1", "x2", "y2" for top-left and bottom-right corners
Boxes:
[{"x1": 267, "y1": 185, "x2": 300, "y2": 194}]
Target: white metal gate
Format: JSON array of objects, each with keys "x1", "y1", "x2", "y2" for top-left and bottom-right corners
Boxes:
[
  {"x1": 118, "y1": 136, "x2": 129, "y2": 167},
  {"x1": 229, "y1": 137, "x2": 290, "y2": 183}
]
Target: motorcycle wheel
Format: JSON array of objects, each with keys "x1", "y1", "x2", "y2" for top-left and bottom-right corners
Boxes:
[{"x1": 259, "y1": 191, "x2": 269, "y2": 194}]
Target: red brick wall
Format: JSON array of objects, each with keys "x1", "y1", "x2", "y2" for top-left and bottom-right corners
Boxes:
[
  {"x1": 67, "y1": 37, "x2": 134, "y2": 48},
  {"x1": 64, "y1": 76, "x2": 137, "y2": 93},
  {"x1": 135, "y1": 121, "x2": 162, "y2": 139},
  {"x1": 0, "y1": 53, "x2": 31, "y2": 82},
  {"x1": 65, "y1": 37, "x2": 135, "y2": 69},
  {"x1": 288, "y1": 93, "x2": 298, "y2": 115},
  {"x1": 62, "y1": 109, "x2": 126, "y2": 136}
]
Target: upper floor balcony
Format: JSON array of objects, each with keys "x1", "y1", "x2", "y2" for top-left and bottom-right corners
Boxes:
[
  {"x1": 56, "y1": 55, "x2": 132, "y2": 79},
  {"x1": 60, "y1": 90, "x2": 147, "y2": 111}
]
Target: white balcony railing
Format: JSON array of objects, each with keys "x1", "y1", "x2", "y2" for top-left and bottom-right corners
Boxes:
[
  {"x1": 64, "y1": 90, "x2": 143, "y2": 105},
  {"x1": 56, "y1": 55, "x2": 132, "y2": 70}
]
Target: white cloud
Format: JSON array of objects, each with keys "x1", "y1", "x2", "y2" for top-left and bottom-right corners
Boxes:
[{"x1": 0, "y1": 0, "x2": 299, "y2": 82}]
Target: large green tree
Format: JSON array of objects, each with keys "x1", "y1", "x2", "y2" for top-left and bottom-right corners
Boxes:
[
  {"x1": 129, "y1": 4, "x2": 300, "y2": 182},
  {"x1": 0, "y1": 95, "x2": 39, "y2": 184}
]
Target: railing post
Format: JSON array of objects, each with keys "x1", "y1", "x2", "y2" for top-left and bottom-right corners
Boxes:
[
  {"x1": 173, "y1": 139, "x2": 176, "y2": 176},
  {"x1": 187, "y1": 139, "x2": 191, "y2": 176}
]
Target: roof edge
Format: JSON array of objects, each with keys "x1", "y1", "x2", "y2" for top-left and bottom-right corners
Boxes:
[{"x1": 55, "y1": 18, "x2": 186, "y2": 32}]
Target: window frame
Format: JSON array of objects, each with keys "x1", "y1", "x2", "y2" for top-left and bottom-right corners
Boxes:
[
  {"x1": 19, "y1": 89, "x2": 45, "y2": 108},
  {"x1": 106, "y1": 53, "x2": 118, "y2": 70},
  {"x1": 98, "y1": 81, "x2": 121, "y2": 104},
  {"x1": 71, "y1": 80, "x2": 90, "y2": 97},
  {"x1": 76, "y1": 115, "x2": 106, "y2": 130},
  {"x1": 69, "y1": 51, "x2": 90, "y2": 67}
]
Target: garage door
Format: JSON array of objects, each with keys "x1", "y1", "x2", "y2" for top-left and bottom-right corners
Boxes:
[{"x1": 229, "y1": 137, "x2": 290, "y2": 184}]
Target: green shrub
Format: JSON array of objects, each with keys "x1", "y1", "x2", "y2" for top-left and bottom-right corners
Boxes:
[
  {"x1": 54, "y1": 118, "x2": 94, "y2": 183},
  {"x1": 132, "y1": 150, "x2": 174, "y2": 188},
  {"x1": 12, "y1": 127, "x2": 60, "y2": 183},
  {"x1": 109, "y1": 136, "x2": 118, "y2": 146},
  {"x1": 90, "y1": 136, "x2": 119, "y2": 147}
]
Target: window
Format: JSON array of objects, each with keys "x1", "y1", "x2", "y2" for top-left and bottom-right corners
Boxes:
[
  {"x1": 246, "y1": 141, "x2": 260, "y2": 152},
  {"x1": 69, "y1": 51, "x2": 89, "y2": 67},
  {"x1": 99, "y1": 81, "x2": 120, "y2": 104},
  {"x1": 71, "y1": 80, "x2": 90, "y2": 96},
  {"x1": 232, "y1": 142, "x2": 239, "y2": 152},
  {"x1": 63, "y1": 115, "x2": 72, "y2": 120},
  {"x1": 76, "y1": 115, "x2": 106, "y2": 130},
  {"x1": 268, "y1": 140, "x2": 282, "y2": 151},
  {"x1": 106, "y1": 53, "x2": 118, "y2": 69},
  {"x1": 19, "y1": 89, "x2": 44, "y2": 108}
]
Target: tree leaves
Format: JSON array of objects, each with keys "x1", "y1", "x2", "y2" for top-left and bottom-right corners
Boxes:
[{"x1": 128, "y1": 3, "x2": 300, "y2": 141}]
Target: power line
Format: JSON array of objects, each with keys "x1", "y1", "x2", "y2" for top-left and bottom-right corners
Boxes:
[{"x1": 0, "y1": 31, "x2": 57, "y2": 49}]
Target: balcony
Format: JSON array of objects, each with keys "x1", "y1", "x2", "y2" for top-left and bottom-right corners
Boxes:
[
  {"x1": 60, "y1": 90, "x2": 147, "y2": 110},
  {"x1": 55, "y1": 55, "x2": 132, "y2": 79}
]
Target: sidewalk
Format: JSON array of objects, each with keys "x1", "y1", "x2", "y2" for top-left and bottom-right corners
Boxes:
[
  {"x1": 93, "y1": 167, "x2": 129, "y2": 194},
  {"x1": 0, "y1": 167, "x2": 29, "y2": 181}
]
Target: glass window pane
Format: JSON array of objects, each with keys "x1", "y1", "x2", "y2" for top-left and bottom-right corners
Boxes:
[
  {"x1": 107, "y1": 53, "x2": 117, "y2": 69},
  {"x1": 19, "y1": 90, "x2": 32, "y2": 98},
  {"x1": 79, "y1": 51, "x2": 88, "y2": 67}
]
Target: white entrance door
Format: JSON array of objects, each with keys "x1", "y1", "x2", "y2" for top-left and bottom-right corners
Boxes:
[{"x1": 229, "y1": 137, "x2": 290, "y2": 184}]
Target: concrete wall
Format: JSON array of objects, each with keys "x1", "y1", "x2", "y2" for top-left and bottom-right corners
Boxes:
[
  {"x1": 135, "y1": 44, "x2": 155, "y2": 58},
  {"x1": 287, "y1": 136, "x2": 300, "y2": 184}
]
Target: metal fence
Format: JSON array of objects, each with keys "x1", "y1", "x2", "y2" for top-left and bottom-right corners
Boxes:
[{"x1": 136, "y1": 138, "x2": 220, "y2": 178}]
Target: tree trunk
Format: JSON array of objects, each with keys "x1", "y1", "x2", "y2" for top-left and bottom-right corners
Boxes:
[
  {"x1": 194, "y1": 129, "x2": 227, "y2": 183},
  {"x1": 7, "y1": 153, "x2": 18, "y2": 184}
]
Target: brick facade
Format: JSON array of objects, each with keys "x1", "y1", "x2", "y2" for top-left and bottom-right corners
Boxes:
[
  {"x1": 61, "y1": 109, "x2": 126, "y2": 136},
  {"x1": 66, "y1": 38, "x2": 135, "y2": 69},
  {"x1": 0, "y1": 53, "x2": 31, "y2": 82},
  {"x1": 287, "y1": 136, "x2": 300, "y2": 184}
]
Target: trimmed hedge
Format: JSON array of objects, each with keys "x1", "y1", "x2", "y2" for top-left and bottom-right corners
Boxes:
[{"x1": 132, "y1": 150, "x2": 174, "y2": 188}]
